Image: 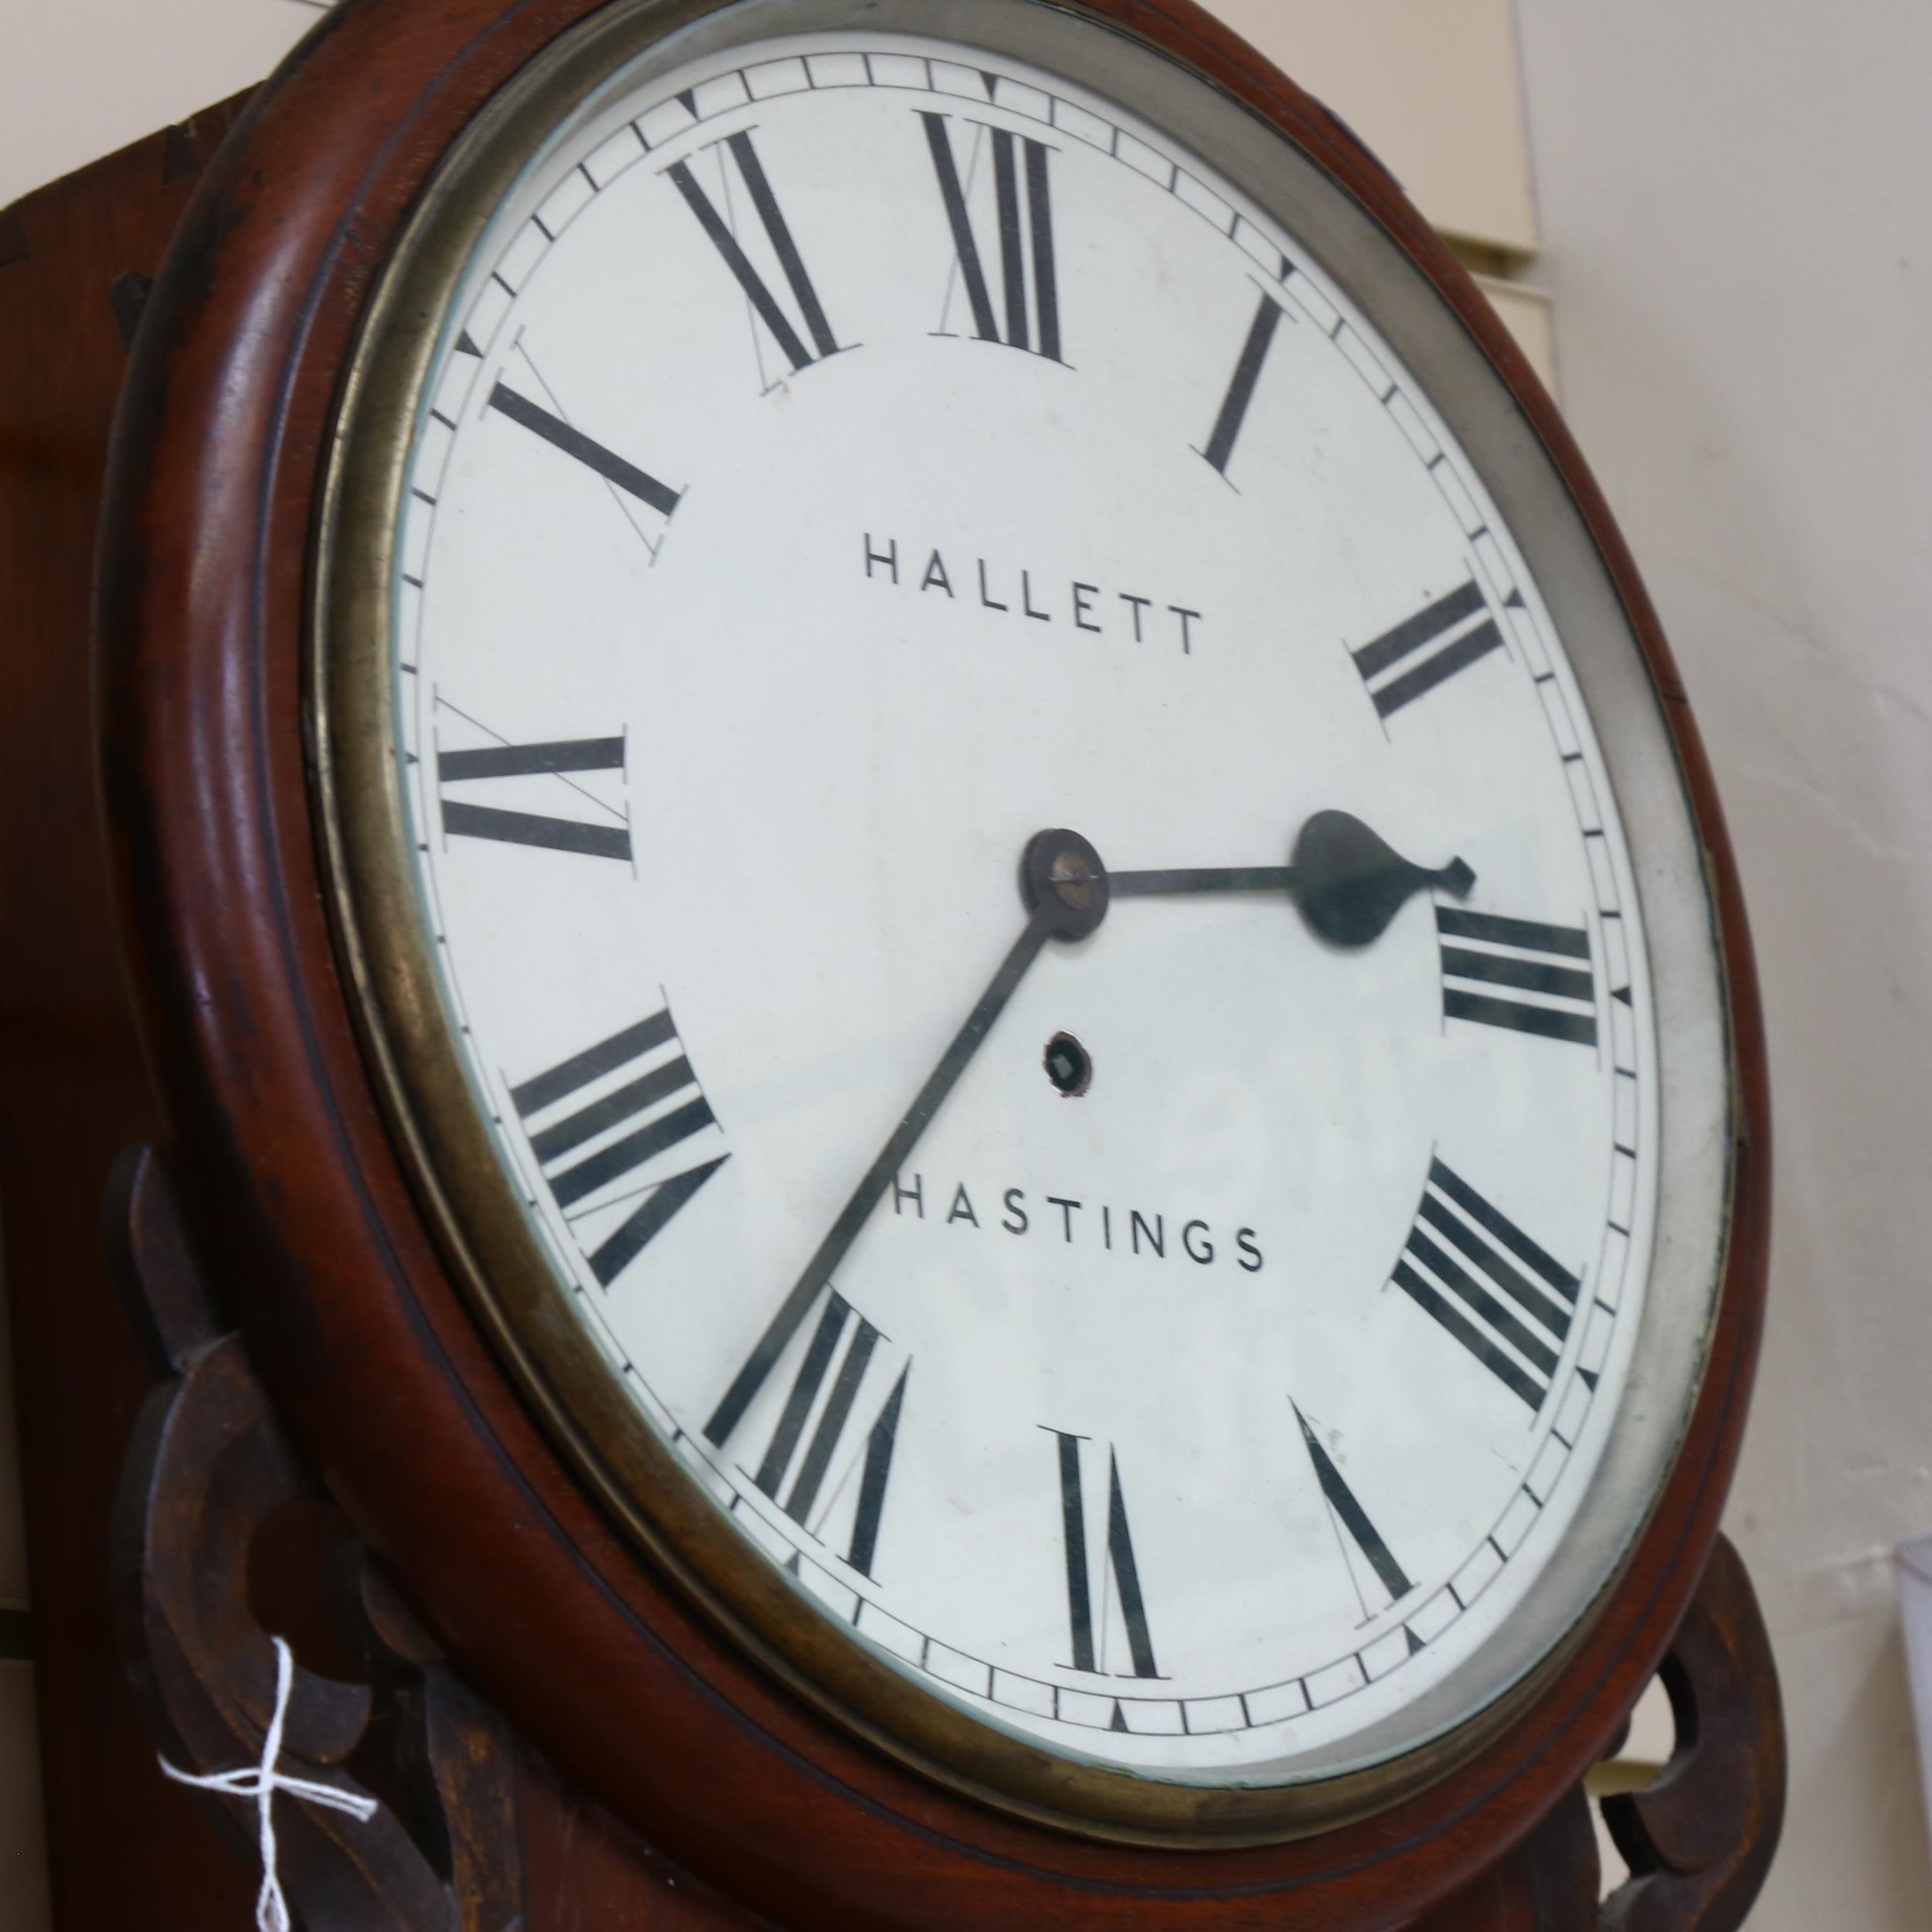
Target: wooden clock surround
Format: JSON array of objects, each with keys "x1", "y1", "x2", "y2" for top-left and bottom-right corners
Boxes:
[{"x1": 0, "y1": 1, "x2": 1779, "y2": 1926}]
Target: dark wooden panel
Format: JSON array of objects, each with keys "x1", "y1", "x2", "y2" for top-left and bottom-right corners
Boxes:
[{"x1": 0, "y1": 97, "x2": 257, "y2": 1931}]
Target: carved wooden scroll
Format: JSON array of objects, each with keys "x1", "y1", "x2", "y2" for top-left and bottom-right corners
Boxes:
[
  {"x1": 1597, "y1": 1536, "x2": 1786, "y2": 1930},
  {"x1": 1413, "y1": 1535, "x2": 1785, "y2": 1931},
  {"x1": 107, "y1": 1146, "x2": 523, "y2": 1932}
]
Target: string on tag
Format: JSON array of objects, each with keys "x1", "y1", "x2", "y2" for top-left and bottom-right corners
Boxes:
[{"x1": 158, "y1": 1634, "x2": 380, "y2": 1932}]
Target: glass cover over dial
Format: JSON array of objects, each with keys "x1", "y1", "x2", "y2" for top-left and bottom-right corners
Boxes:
[{"x1": 327, "y1": 4, "x2": 1723, "y2": 1812}]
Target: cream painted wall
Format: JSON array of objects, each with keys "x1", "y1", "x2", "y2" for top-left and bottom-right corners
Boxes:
[
  {"x1": 1128, "y1": 1, "x2": 1561, "y2": 389},
  {"x1": 0, "y1": 0, "x2": 322, "y2": 208},
  {"x1": 1212, "y1": 0, "x2": 1538, "y2": 258},
  {"x1": 1515, "y1": 0, "x2": 1932, "y2": 1924}
]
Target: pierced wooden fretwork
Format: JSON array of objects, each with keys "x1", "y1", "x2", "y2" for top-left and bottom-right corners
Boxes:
[
  {"x1": 109, "y1": 1146, "x2": 521, "y2": 1932},
  {"x1": 1410, "y1": 1535, "x2": 1784, "y2": 1931},
  {"x1": 107, "y1": 1145, "x2": 761, "y2": 1931}
]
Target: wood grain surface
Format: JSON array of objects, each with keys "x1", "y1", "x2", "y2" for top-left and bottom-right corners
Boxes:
[{"x1": 0, "y1": 94, "x2": 259, "y2": 1931}]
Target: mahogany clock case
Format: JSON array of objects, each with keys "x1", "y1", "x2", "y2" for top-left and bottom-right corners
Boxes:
[
  {"x1": 316, "y1": 0, "x2": 1730, "y2": 1846},
  {"x1": 90, "y1": 0, "x2": 1770, "y2": 1927}
]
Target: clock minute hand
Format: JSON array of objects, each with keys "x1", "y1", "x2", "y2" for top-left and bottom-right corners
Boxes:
[
  {"x1": 703, "y1": 830, "x2": 1108, "y2": 1451},
  {"x1": 1111, "y1": 808, "x2": 1475, "y2": 947}
]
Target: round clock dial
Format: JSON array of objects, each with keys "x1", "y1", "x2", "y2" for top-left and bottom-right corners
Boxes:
[{"x1": 319, "y1": 0, "x2": 1731, "y2": 1834}]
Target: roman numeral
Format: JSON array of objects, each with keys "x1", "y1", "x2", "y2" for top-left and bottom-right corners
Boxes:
[
  {"x1": 485, "y1": 382, "x2": 681, "y2": 518},
  {"x1": 1351, "y1": 580, "x2": 1504, "y2": 718},
  {"x1": 920, "y1": 114, "x2": 1062, "y2": 360},
  {"x1": 745, "y1": 1291, "x2": 910, "y2": 1579},
  {"x1": 1197, "y1": 287, "x2": 1289, "y2": 477},
  {"x1": 510, "y1": 1008, "x2": 726, "y2": 1286},
  {"x1": 667, "y1": 131, "x2": 844, "y2": 381},
  {"x1": 438, "y1": 733, "x2": 631, "y2": 862},
  {"x1": 1438, "y1": 908, "x2": 1598, "y2": 1046},
  {"x1": 1390, "y1": 1158, "x2": 1580, "y2": 1411},
  {"x1": 1292, "y1": 1402, "x2": 1413, "y2": 1605},
  {"x1": 1048, "y1": 1432, "x2": 1158, "y2": 1679}
]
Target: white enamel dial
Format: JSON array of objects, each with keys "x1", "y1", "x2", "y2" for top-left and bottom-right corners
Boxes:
[{"x1": 370, "y1": 17, "x2": 1682, "y2": 1790}]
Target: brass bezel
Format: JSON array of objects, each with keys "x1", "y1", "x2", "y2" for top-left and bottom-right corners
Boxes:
[{"x1": 313, "y1": 0, "x2": 1729, "y2": 1846}]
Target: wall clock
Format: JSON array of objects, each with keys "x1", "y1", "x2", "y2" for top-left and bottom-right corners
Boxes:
[{"x1": 70, "y1": 0, "x2": 1771, "y2": 1923}]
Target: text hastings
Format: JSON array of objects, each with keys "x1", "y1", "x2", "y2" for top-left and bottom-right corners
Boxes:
[{"x1": 892, "y1": 1174, "x2": 1262, "y2": 1270}]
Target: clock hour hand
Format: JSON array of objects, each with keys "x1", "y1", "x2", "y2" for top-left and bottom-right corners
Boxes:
[
  {"x1": 704, "y1": 830, "x2": 1108, "y2": 1449},
  {"x1": 1111, "y1": 808, "x2": 1475, "y2": 947}
]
